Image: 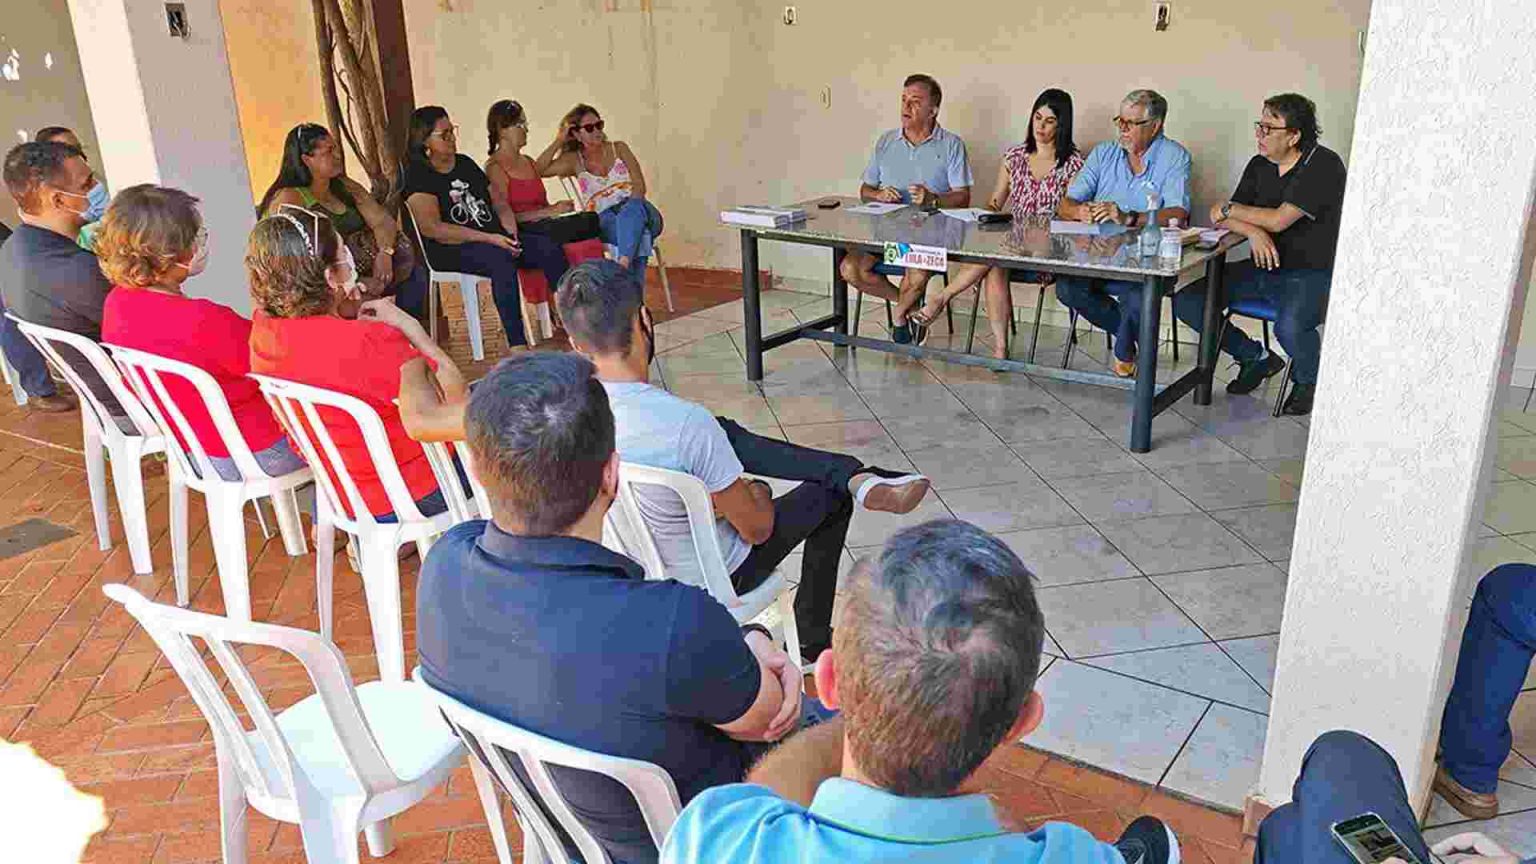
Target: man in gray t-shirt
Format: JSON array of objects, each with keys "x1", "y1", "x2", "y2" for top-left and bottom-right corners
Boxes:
[{"x1": 560, "y1": 261, "x2": 931, "y2": 664}]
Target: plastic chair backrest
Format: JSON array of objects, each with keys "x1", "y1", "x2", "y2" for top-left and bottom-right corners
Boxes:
[
  {"x1": 106, "y1": 345, "x2": 277, "y2": 487},
  {"x1": 8, "y1": 315, "x2": 156, "y2": 439},
  {"x1": 418, "y1": 673, "x2": 681, "y2": 863},
  {"x1": 417, "y1": 438, "x2": 489, "y2": 524},
  {"x1": 249, "y1": 373, "x2": 428, "y2": 528},
  {"x1": 102, "y1": 583, "x2": 401, "y2": 820},
  {"x1": 611, "y1": 462, "x2": 744, "y2": 608},
  {"x1": 404, "y1": 205, "x2": 458, "y2": 278}
]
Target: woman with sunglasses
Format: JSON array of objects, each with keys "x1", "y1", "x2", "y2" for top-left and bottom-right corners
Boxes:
[
  {"x1": 98, "y1": 185, "x2": 306, "y2": 482},
  {"x1": 247, "y1": 206, "x2": 467, "y2": 521},
  {"x1": 403, "y1": 105, "x2": 552, "y2": 349},
  {"x1": 258, "y1": 123, "x2": 427, "y2": 319},
  {"x1": 535, "y1": 104, "x2": 659, "y2": 281}
]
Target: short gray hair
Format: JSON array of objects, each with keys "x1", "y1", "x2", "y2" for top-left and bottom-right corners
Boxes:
[{"x1": 1123, "y1": 89, "x2": 1168, "y2": 123}]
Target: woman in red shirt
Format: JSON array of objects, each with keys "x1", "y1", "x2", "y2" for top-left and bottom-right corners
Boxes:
[
  {"x1": 246, "y1": 206, "x2": 467, "y2": 520},
  {"x1": 98, "y1": 184, "x2": 305, "y2": 482}
]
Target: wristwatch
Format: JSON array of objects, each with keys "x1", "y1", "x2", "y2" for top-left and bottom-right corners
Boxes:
[
  {"x1": 1220, "y1": 201, "x2": 1233, "y2": 221},
  {"x1": 741, "y1": 623, "x2": 773, "y2": 642}
]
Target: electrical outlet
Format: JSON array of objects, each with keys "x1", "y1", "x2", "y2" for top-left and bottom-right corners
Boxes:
[
  {"x1": 1154, "y1": 1, "x2": 1171, "y2": 31},
  {"x1": 783, "y1": 6, "x2": 797, "y2": 25}
]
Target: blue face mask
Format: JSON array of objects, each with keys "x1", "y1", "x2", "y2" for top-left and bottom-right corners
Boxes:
[{"x1": 83, "y1": 181, "x2": 108, "y2": 223}]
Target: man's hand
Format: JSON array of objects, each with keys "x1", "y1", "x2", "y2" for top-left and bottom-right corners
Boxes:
[
  {"x1": 1089, "y1": 201, "x2": 1124, "y2": 225},
  {"x1": 1427, "y1": 832, "x2": 1518, "y2": 864},
  {"x1": 908, "y1": 185, "x2": 933, "y2": 208},
  {"x1": 744, "y1": 630, "x2": 802, "y2": 741},
  {"x1": 875, "y1": 185, "x2": 903, "y2": 204},
  {"x1": 1210, "y1": 201, "x2": 1229, "y2": 225},
  {"x1": 1249, "y1": 228, "x2": 1281, "y2": 270}
]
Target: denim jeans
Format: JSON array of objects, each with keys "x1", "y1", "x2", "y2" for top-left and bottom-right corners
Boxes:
[
  {"x1": 598, "y1": 197, "x2": 652, "y2": 280},
  {"x1": 1439, "y1": 563, "x2": 1536, "y2": 793},
  {"x1": 1256, "y1": 730, "x2": 1434, "y2": 864},
  {"x1": 0, "y1": 294, "x2": 57, "y2": 397},
  {"x1": 718, "y1": 417, "x2": 863, "y2": 657},
  {"x1": 1054, "y1": 277, "x2": 1141, "y2": 362},
  {"x1": 427, "y1": 240, "x2": 527, "y2": 347},
  {"x1": 1173, "y1": 261, "x2": 1333, "y2": 386}
]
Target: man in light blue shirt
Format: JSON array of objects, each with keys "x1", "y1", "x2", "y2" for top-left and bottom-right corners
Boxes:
[
  {"x1": 661, "y1": 520, "x2": 1179, "y2": 864},
  {"x1": 1054, "y1": 89, "x2": 1191, "y2": 376},
  {"x1": 839, "y1": 74, "x2": 972, "y2": 343}
]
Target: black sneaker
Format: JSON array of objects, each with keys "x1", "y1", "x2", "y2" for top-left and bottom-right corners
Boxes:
[
  {"x1": 1114, "y1": 815, "x2": 1180, "y2": 864},
  {"x1": 1281, "y1": 383, "x2": 1315, "y2": 416},
  {"x1": 891, "y1": 322, "x2": 913, "y2": 344},
  {"x1": 1226, "y1": 352, "x2": 1286, "y2": 395}
]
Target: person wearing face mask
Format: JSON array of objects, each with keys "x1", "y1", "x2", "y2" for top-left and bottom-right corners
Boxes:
[
  {"x1": 0, "y1": 141, "x2": 126, "y2": 420},
  {"x1": 98, "y1": 185, "x2": 307, "y2": 482},
  {"x1": 247, "y1": 206, "x2": 468, "y2": 521}
]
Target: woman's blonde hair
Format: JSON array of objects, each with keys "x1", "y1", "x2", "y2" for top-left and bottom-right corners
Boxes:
[
  {"x1": 96, "y1": 185, "x2": 201, "y2": 288},
  {"x1": 246, "y1": 207, "x2": 341, "y2": 319}
]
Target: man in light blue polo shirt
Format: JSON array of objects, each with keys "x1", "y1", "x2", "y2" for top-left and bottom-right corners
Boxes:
[
  {"x1": 660, "y1": 520, "x2": 1180, "y2": 864},
  {"x1": 1054, "y1": 89, "x2": 1191, "y2": 376},
  {"x1": 838, "y1": 74, "x2": 972, "y2": 343}
]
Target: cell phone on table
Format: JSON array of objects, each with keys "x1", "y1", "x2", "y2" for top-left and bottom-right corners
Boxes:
[{"x1": 1330, "y1": 813, "x2": 1423, "y2": 864}]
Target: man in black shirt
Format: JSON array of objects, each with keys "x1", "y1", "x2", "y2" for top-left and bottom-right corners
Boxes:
[
  {"x1": 0, "y1": 142, "x2": 125, "y2": 420},
  {"x1": 0, "y1": 218, "x2": 75, "y2": 412},
  {"x1": 1173, "y1": 93, "x2": 1348, "y2": 416}
]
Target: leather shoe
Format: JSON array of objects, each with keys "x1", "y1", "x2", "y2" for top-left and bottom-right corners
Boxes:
[
  {"x1": 1433, "y1": 763, "x2": 1498, "y2": 820},
  {"x1": 27, "y1": 393, "x2": 76, "y2": 413}
]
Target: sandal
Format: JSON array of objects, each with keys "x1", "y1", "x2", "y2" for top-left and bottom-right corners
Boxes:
[{"x1": 907, "y1": 305, "x2": 943, "y2": 344}]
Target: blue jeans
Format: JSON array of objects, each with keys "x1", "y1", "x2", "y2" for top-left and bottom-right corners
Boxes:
[
  {"x1": 597, "y1": 197, "x2": 651, "y2": 280},
  {"x1": 1257, "y1": 731, "x2": 1434, "y2": 864},
  {"x1": 1054, "y1": 277, "x2": 1140, "y2": 362},
  {"x1": 428, "y1": 241, "x2": 527, "y2": 347},
  {"x1": 0, "y1": 294, "x2": 56, "y2": 397},
  {"x1": 391, "y1": 262, "x2": 430, "y2": 321},
  {"x1": 1173, "y1": 261, "x2": 1333, "y2": 386},
  {"x1": 1440, "y1": 563, "x2": 1536, "y2": 793}
]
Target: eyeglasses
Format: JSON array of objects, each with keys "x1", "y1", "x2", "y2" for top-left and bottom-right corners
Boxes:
[
  {"x1": 578, "y1": 120, "x2": 605, "y2": 134},
  {"x1": 1112, "y1": 116, "x2": 1156, "y2": 131},
  {"x1": 1254, "y1": 121, "x2": 1293, "y2": 135},
  {"x1": 430, "y1": 124, "x2": 459, "y2": 141}
]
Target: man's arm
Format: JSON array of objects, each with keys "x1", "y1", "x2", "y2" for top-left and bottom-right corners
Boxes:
[
  {"x1": 1057, "y1": 195, "x2": 1095, "y2": 222},
  {"x1": 711, "y1": 477, "x2": 774, "y2": 545},
  {"x1": 714, "y1": 630, "x2": 802, "y2": 743},
  {"x1": 1221, "y1": 217, "x2": 1281, "y2": 270},
  {"x1": 1222, "y1": 201, "x2": 1306, "y2": 235},
  {"x1": 745, "y1": 716, "x2": 844, "y2": 808},
  {"x1": 936, "y1": 185, "x2": 970, "y2": 208},
  {"x1": 398, "y1": 357, "x2": 468, "y2": 442}
]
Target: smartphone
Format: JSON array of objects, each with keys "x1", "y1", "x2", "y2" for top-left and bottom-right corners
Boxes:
[
  {"x1": 1330, "y1": 813, "x2": 1423, "y2": 864},
  {"x1": 817, "y1": 199, "x2": 841, "y2": 209}
]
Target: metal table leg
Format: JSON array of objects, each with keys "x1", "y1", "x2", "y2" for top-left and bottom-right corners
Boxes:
[
  {"x1": 1130, "y1": 275, "x2": 1166, "y2": 453},
  {"x1": 831, "y1": 247, "x2": 848, "y2": 336},
  {"x1": 742, "y1": 230, "x2": 763, "y2": 382},
  {"x1": 1195, "y1": 252, "x2": 1227, "y2": 405}
]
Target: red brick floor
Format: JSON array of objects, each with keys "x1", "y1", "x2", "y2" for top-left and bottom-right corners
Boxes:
[{"x1": 0, "y1": 267, "x2": 1256, "y2": 863}]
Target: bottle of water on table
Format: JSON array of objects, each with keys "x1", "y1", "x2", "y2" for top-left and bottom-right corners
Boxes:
[
  {"x1": 1140, "y1": 186, "x2": 1161, "y2": 257},
  {"x1": 1159, "y1": 218, "x2": 1183, "y2": 266}
]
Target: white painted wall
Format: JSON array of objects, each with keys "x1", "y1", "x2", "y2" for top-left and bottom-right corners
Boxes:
[
  {"x1": 1257, "y1": 0, "x2": 1536, "y2": 812},
  {"x1": 64, "y1": 0, "x2": 255, "y2": 313}
]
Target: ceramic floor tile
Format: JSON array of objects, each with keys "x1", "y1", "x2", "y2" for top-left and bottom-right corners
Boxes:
[
  {"x1": 1504, "y1": 406, "x2": 1536, "y2": 433},
  {"x1": 1156, "y1": 461, "x2": 1299, "y2": 511},
  {"x1": 765, "y1": 390, "x2": 875, "y2": 425},
  {"x1": 1511, "y1": 691, "x2": 1536, "y2": 755},
  {"x1": 1496, "y1": 435, "x2": 1536, "y2": 479},
  {"x1": 1423, "y1": 809, "x2": 1536, "y2": 860},
  {"x1": 1220, "y1": 635, "x2": 1280, "y2": 693},
  {"x1": 1048, "y1": 471, "x2": 1199, "y2": 523},
  {"x1": 1043, "y1": 630, "x2": 1066, "y2": 658},
  {"x1": 1127, "y1": 428, "x2": 1251, "y2": 471},
  {"x1": 1084, "y1": 643, "x2": 1271, "y2": 713},
  {"x1": 1486, "y1": 482, "x2": 1536, "y2": 535},
  {"x1": 1508, "y1": 532, "x2": 1536, "y2": 554},
  {"x1": 1469, "y1": 536, "x2": 1536, "y2": 585},
  {"x1": 995, "y1": 524, "x2": 1142, "y2": 587},
  {"x1": 904, "y1": 438, "x2": 1035, "y2": 491},
  {"x1": 1097, "y1": 513, "x2": 1264, "y2": 576},
  {"x1": 1035, "y1": 577, "x2": 1207, "y2": 657},
  {"x1": 843, "y1": 493, "x2": 954, "y2": 549},
  {"x1": 1029, "y1": 659, "x2": 1210, "y2": 785},
  {"x1": 859, "y1": 382, "x2": 969, "y2": 419},
  {"x1": 982, "y1": 400, "x2": 1105, "y2": 445},
  {"x1": 1216, "y1": 420, "x2": 1312, "y2": 461},
  {"x1": 1500, "y1": 751, "x2": 1536, "y2": 787},
  {"x1": 1161, "y1": 704, "x2": 1268, "y2": 810},
  {"x1": 1152, "y1": 563, "x2": 1289, "y2": 640},
  {"x1": 1210, "y1": 504, "x2": 1299, "y2": 561},
  {"x1": 1016, "y1": 436, "x2": 1145, "y2": 480},
  {"x1": 1256, "y1": 458, "x2": 1305, "y2": 487},
  {"x1": 938, "y1": 479, "x2": 1084, "y2": 534},
  {"x1": 780, "y1": 420, "x2": 914, "y2": 473},
  {"x1": 881, "y1": 409, "x2": 995, "y2": 451}
]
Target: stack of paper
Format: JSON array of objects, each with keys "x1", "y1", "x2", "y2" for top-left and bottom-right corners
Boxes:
[{"x1": 720, "y1": 205, "x2": 808, "y2": 228}]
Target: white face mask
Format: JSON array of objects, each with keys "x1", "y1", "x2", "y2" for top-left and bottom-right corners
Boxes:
[
  {"x1": 184, "y1": 237, "x2": 208, "y2": 276},
  {"x1": 330, "y1": 244, "x2": 359, "y2": 296}
]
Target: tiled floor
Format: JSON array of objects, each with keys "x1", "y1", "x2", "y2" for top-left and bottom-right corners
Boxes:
[{"x1": 0, "y1": 270, "x2": 1269, "y2": 863}]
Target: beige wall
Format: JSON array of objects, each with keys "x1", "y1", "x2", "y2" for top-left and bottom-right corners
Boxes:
[{"x1": 0, "y1": 0, "x2": 101, "y2": 226}]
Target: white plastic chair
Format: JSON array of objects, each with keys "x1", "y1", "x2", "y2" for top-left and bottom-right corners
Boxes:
[
  {"x1": 406, "y1": 211, "x2": 490, "y2": 361},
  {"x1": 251, "y1": 374, "x2": 459, "y2": 683},
  {"x1": 107, "y1": 345, "x2": 313, "y2": 619},
  {"x1": 558, "y1": 177, "x2": 674, "y2": 312},
  {"x1": 419, "y1": 672, "x2": 681, "y2": 864},
  {"x1": 103, "y1": 584, "x2": 463, "y2": 864},
  {"x1": 1, "y1": 351, "x2": 26, "y2": 405},
  {"x1": 610, "y1": 462, "x2": 801, "y2": 663},
  {"x1": 9, "y1": 316, "x2": 164, "y2": 576}
]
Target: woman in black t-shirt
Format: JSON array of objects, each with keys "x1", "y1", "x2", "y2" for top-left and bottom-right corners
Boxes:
[{"x1": 402, "y1": 106, "x2": 535, "y2": 347}]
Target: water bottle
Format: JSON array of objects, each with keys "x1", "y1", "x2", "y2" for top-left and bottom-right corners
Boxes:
[
  {"x1": 1139, "y1": 185, "x2": 1161, "y2": 257},
  {"x1": 1159, "y1": 218, "x2": 1183, "y2": 265}
]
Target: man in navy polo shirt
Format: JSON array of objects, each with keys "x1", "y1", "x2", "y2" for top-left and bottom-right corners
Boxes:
[{"x1": 415, "y1": 352, "x2": 804, "y2": 864}]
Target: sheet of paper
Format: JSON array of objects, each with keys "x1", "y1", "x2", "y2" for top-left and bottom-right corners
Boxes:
[
  {"x1": 847, "y1": 201, "x2": 907, "y2": 215},
  {"x1": 1049, "y1": 220, "x2": 1101, "y2": 235},
  {"x1": 939, "y1": 207, "x2": 987, "y2": 222}
]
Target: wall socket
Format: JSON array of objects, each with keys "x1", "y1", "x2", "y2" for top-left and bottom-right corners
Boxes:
[
  {"x1": 783, "y1": 6, "x2": 797, "y2": 25},
  {"x1": 1154, "y1": 1, "x2": 1171, "y2": 31}
]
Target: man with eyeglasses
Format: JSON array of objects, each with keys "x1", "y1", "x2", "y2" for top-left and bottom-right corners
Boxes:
[
  {"x1": 1171, "y1": 93, "x2": 1346, "y2": 416},
  {"x1": 1054, "y1": 89, "x2": 1191, "y2": 377}
]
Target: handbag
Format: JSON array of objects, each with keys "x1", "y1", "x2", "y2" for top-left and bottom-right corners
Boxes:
[{"x1": 346, "y1": 225, "x2": 417, "y2": 288}]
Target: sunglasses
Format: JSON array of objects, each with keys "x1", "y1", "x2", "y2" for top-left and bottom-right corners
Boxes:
[{"x1": 578, "y1": 120, "x2": 605, "y2": 134}]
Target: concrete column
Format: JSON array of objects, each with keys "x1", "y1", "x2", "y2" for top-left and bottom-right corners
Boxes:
[
  {"x1": 1255, "y1": 0, "x2": 1536, "y2": 815},
  {"x1": 64, "y1": 0, "x2": 255, "y2": 313}
]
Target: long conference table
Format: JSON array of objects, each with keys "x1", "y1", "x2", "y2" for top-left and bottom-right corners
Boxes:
[{"x1": 729, "y1": 196, "x2": 1248, "y2": 453}]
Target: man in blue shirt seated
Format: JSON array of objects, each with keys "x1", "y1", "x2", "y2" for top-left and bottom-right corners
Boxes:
[
  {"x1": 415, "y1": 352, "x2": 807, "y2": 864},
  {"x1": 839, "y1": 74, "x2": 973, "y2": 343},
  {"x1": 1055, "y1": 89, "x2": 1191, "y2": 377},
  {"x1": 661, "y1": 519, "x2": 1179, "y2": 864}
]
